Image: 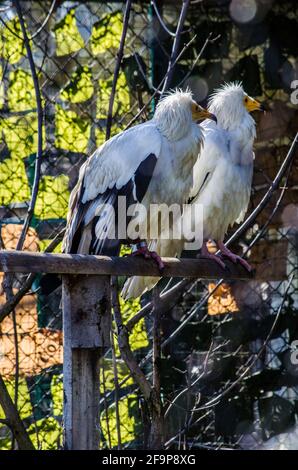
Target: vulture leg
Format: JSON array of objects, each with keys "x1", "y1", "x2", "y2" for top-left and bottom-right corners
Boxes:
[
  {"x1": 217, "y1": 240, "x2": 252, "y2": 272},
  {"x1": 199, "y1": 240, "x2": 226, "y2": 269},
  {"x1": 131, "y1": 241, "x2": 165, "y2": 271}
]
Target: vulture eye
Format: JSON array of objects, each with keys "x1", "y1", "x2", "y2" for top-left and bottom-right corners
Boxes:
[{"x1": 244, "y1": 97, "x2": 248, "y2": 103}]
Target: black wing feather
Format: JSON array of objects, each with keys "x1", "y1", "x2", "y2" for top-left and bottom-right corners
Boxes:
[{"x1": 66, "y1": 153, "x2": 157, "y2": 255}]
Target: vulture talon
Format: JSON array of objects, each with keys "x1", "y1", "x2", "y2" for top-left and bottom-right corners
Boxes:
[
  {"x1": 199, "y1": 241, "x2": 226, "y2": 269},
  {"x1": 197, "y1": 252, "x2": 226, "y2": 270},
  {"x1": 131, "y1": 243, "x2": 165, "y2": 272},
  {"x1": 217, "y1": 242, "x2": 252, "y2": 272}
]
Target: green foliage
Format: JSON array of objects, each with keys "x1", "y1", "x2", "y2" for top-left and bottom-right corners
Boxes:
[
  {"x1": 0, "y1": 377, "x2": 33, "y2": 420},
  {"x1": 91, "y1": 11, "x2": 123, "y2": 56},
  {"x1": 61, "y1": 66, "x2": 94, "y2": 103},
  {"x1": 1, "y1": 115, "x2": 40, "y2": 160},
  {"x1": 0, "y1": 17, "x2": 25, "y2": 63},
  {"x1": 8, "y1": 69, "x2": 35, "y2": 111},
  {"x1": 34, "y1": 175, "x2": 69, "y2": 220},
  {"x1": 0, "y1": 156, "x2": 30, "y2": 204},
  {"x1": 101, "y1": 394, "x2": 138, "y2": 448},
  {"x1": 100, "y1": 358, "x2": 134, "y2": 393},
  {"x1": 55, "y1": 104, "x2": 90, "y2": 153},
  {"x1": 51, "y1": 374, "x2": 63, "y2": 417},
  {"x1": 27, "y1": 417, "x2": 62, "y2": 450},
  {"x1": 97, "y1": 72, "x2": 130, "y2": 120},
  {"x1": 54, "y1": 9, "x2": 84, "y2": 56}
]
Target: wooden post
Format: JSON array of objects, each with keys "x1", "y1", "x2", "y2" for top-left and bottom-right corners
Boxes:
[{"x1": 62, "y1": 274, "x2": 111, "y2": 450}]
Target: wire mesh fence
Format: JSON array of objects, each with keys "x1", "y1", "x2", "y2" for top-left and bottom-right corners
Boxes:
[{"x1": 0, "y1": 0, "x2": 297, "y2": 450}]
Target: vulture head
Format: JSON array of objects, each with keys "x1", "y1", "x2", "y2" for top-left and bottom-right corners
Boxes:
[
  {"x1": 208, "y1": 82, "x2": 265, "y2": 131},
  {"x1": 154, "y1": 89, "x2": 217, "y2": 141}
]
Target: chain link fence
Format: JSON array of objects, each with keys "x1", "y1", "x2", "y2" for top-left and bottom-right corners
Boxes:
[{"x1": 0, "y1": 0, "x2": 297, "y2": 450}]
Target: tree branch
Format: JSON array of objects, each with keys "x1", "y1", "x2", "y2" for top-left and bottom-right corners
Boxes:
[
  {"x1": 105, "y1": 0, "x2": 132, "y2": 140},
  {"x1": 111, "y1": 276, "x2": 152, "y2": 401},
  {"x1": 149, "y1": 286, "x2": 164, "y2": 449},
  {"x1": 161, "y1": 0, "x2": 190, "y2": 94},
  {"x1": 13, "y1": 0, "x2": 43, "y2": 251},
  {"x1": 0, "y1": 228, "x2": 65, "y2": 324},
  {"x1": 0, "y1": 373, "x2": 35, "y2": 450}
]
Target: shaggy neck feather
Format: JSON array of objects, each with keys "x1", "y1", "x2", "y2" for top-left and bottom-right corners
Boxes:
[
  {"x1": 208, "y1": 94, "x2": 256, "y2": 144},
  {"x1": 153, "y1": 94, "x2": 193, "y2": 141}
]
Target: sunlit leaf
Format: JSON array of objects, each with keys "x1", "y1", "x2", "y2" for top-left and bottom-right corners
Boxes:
[
  {"x1": 0, "y1": 17, "x2": 25, "y2": 64},
  {"x1": 54, "y1": 9, "x2": 84, "y2": 57},
  {"x1": 100, "y1": 394, "x2": 138, "y2": 448},
  {"x1": 91, "y1": 11, "x2": 123, "y2": 56},
  {"x1": 0, "y1": 156, "x2": 30, "y2": 204},
  {"x1": 100, "y1": 358, "x2": 134, "y2": 393},
  {"x1": 0, "y1": 377, "x2": 33, "y2": 420},
  {"x1": 51, "y1": 374, "x2": 63, "y2": 417},
  {"x1": 34, "y1": 174, "x2": 69, "y2": 219},
  {"x1": 27, "y1": 417, "x2": 62, "y2": 450},
  {"x1": 38, "y1": 240, "x2": 63, "y2": 253},
  {"x1": 55, "y1": 104, "x2": 90, "y2": 153},
  {"x1": 1, "y1": 115, "x2": 40, "y2": 160},
  {"x1": 97, "y1": 72, "x2": 130, "y2": 120},
  {"x1": 61, "y1": 66, "x2": 94, "y2": 103},
  {"x1": 8, "y1": 69, "x2": 35, "y2": 112},
  {"x1": 120, "y1": 296, "x2": 149, "y2": 352}
]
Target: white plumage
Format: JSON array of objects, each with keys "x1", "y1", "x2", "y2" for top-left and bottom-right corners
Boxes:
[
  {"x1": 122, "y1": 82, "x2": 264, "y2": 299},
  {"x1": 63, "y1": 90, "x2": 214, "y2": 257}
]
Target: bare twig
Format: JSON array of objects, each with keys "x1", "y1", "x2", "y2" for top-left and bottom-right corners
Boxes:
[
  {"x1": 149, "y1": 286, "x2": 164, "y2": 449},
  {"x1": 111, "y1": 277, "x2": 151, "y2": 401},
  {"x1": 30, "y1": 0, "x2": 57, "y2": 40},
  {"x1": 151, "y1": 0, "x2": 176, "y2": 37},
  {"x1": 101, "y1": 139, "x2": 296, "y2": 405},
  {"x1": 161, "y1": 0, "x2": 190, "y2": 94},
  {"x1": 105, "y1": 0, "x2": 132, "y2": 140},
  {"x1": 191, "y1": 274, "x2": 293, "y2": 412},
  {"x1": 124, "y1": 34, "x2": 197, "y2": 130},
  {"x1": 0, "y1": 0, "x2": 56, "y2": 41},
  {"x1": 0, "y1": 373, "x2": 35, "y2": 450},
  {"x1": 175, "y1": 33, "x2": 221, "y2": 88},
  {"x1": 0, "y1": 228, "x2": 65, "y2": 324},
  {"x1": 124, "y1": 132, "x2": 298, "y2": 332},
  {"x1": 166, "y1": 274, "x2": 291, "y2": 449},
  {"x1": 13, "y1": 0, "x2": 43, "y2": 251},
  {"x1": 110, "y1": 280, "x2": 122, "y2": 450}
]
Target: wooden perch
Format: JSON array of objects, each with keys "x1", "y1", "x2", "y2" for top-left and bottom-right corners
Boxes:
[
  {"x1": 0, "y1": 250, "x2": 254, "y2": 279},
  {"x1": 0, "y1": 248, "x2": 253, "y2": 451}
]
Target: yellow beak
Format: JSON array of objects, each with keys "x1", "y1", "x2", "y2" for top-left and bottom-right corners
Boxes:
[
  {"x1": 244, "y1": 95, "x2": 265, "y2": 112},
  {"x1": 191, "y1": 103, "x2": 217, "y2": 123}
]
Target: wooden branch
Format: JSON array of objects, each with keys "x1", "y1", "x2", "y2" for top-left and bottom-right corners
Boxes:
[
  {"x1": 13, "y1": 0, "x2": 44, "y2": 251},
  {"x1": 105, "y1": 0, "x2": 132, "y2": 140},
  {"x1": 126, "y1": 279, "x2": 192, "y2": 332},
  {"x1": 0, "y1": 229, "x2": 65, "y2": 324},
  {"x1": 161, "y1": 0, "x2": 190, "y2": 93},
  {"x1": 111, "y1": 277, "x2": 152, "y2": 401},
  {"x1": 0, "y1": 374, "x2": 35, "y2": 450},
  {"x1": 149, "y1": 286, "x2": 164, "y2": 449},
  {"x1": 124, "y1": 34, "x2": 197, "y2": 131},
  {"x1": 0, "y1": 250, "x2": 254, "y2": 279}
]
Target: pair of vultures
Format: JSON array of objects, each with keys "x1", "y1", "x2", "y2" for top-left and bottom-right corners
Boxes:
[{"x1": 62, "y1": 83, "x2": 264, "y2": 299}]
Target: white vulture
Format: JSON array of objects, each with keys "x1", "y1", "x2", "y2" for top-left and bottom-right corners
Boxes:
[
  {"x1": 122, "y1": 82, "x2": 264, "y2": 299},
  {"x1": 62, "y1": 90, "x2": 217, "y2": 263}
]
